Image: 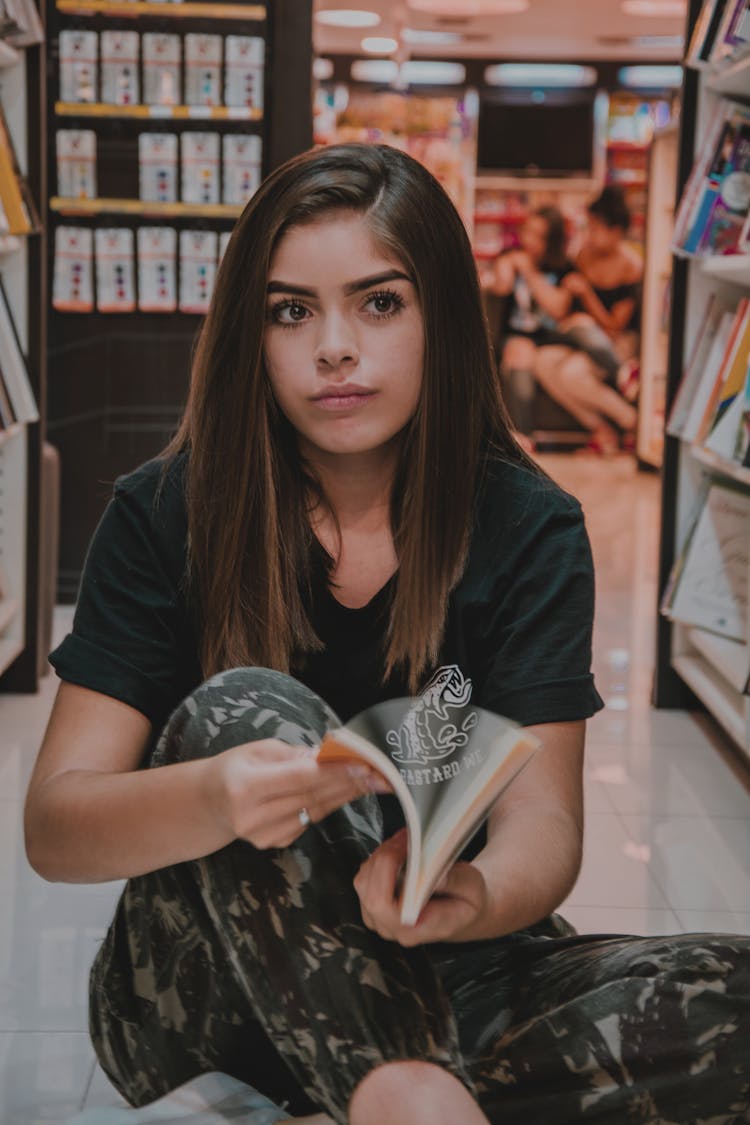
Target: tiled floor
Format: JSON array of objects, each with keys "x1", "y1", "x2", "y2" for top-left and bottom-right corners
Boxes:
[{"x1": 1, "y1": 453, "x2": 749, "y2": 1122}]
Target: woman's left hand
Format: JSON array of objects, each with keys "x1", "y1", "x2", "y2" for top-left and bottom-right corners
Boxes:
[{"x1": 353, "y1": 829, "x2": 488, "y2": 946}]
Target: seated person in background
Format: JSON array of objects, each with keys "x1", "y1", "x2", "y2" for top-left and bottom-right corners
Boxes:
[
  {"x1": 530, "y1": 187, "x2": 642, "y2": 455},
  {"x1": 480, "y1": 206, "x2": 575, "y2": 435}
]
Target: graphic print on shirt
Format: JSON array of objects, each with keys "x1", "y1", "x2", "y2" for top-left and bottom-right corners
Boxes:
[{"x1": 387, "y1": 664, "x2": 478, "y2": 765}]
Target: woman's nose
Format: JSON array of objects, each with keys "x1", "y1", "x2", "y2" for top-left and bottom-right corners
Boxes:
[{"x1": 314, "y1": 312, "x2": 359, "y2": 369}]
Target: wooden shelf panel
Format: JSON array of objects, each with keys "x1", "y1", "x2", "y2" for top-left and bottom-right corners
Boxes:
[
  {"x1": 0, "y1": 423, "x2": 23, "y2": 450},
  {"x1": 690, "y1": 443, "x2": 750, "y2": 487},
  {"x1": 700, "y1": 254, "x2": 750, "y2": 286},
  {"x1": 56, "y1": 0, "x2": 265, "y2": 19},
  {"x1": 0, "y1": 637, "x2": 23, "y2": 678},
  {"x1": 56, "y1": 101, "x2": 263, "y2": 121},
  {"x1": 707, "y1": 54, "x2": 750, "y2": 99},
  {"x1": 0, "y1": 598, "x2": 18, "y2": 635},
  {"x1": 673, "y1": 652, "x2": 748, "y2": 752},
  {"x1": 686, "y1": 627, "x2": 749, "y2": 694},
  {"x1": 50, "y1": 196, "x2": 243, "y2": 218}
]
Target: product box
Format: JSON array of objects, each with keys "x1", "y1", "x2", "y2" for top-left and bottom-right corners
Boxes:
[
  {"x1": 142, "y1": 33, "x2": 181, "y2": 106},
  {"x1": 95, "y1": 227, "x2": 136, "y2": 312},
  {"x1": 184, "y1": 34, "x2": 222, "y2": 106},
  {"x1": 224, "y1": 35, "x2": 264, "y2": 109},
  {"x1": 181, "y1": 131, "x2": 220, "y2": 205},
  {"x1": 179, "y1": 229, "x2": 217, "y2": 313},
  {"x1": 52, "y1": 225, "x2": 94, "y2": 313},
  {"x1": 56, "y1": 129, "x2": 97, "y2": 199},
  {"x1": 222, "y1": 133, "x2": 261, "y2": 205},
  {"x1": 137, "y1": 226, "x2": 177, "y2": 312},
  {"x1": 139, "y1": 133, "x2": 178, "y2": 203},
  {"x1": 59, "y1": 30, "x2": 98, "y2": 104},
  {"x1": 100, "y1": 30, "x2": 140, "y2": 106}
]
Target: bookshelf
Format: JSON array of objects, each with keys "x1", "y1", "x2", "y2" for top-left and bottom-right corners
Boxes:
[
  {"x1": 46, "y1": 0, "x2": 313, "y2": 601},
  {"x1": 0, "y1": 4, "x2": 46, "y2": 694},
  {"x1": 654, "y1": 0, "x2": 750, "y2": 758}
]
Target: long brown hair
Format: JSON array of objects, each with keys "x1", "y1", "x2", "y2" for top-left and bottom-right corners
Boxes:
[{"x1": 164, "y1": 143, "x2": 536, "y2": 691}]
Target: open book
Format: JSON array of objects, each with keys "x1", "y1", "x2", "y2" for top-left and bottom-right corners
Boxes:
[{"x1": 317, "y1": 667, "x2": 539, "y2": 925}]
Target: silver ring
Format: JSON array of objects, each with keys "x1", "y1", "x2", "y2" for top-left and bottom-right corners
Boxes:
[{"x1": 298, "y1": 806, "x2": 311, "y2": 829}]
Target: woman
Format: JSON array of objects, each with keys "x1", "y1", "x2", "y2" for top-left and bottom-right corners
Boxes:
[
  {"x1": 481, "y1": 206, "x2": 575, "y2": 435},
  {"x1": 531, "y1": 187, "x2": 642, "y2": 454},
  {"x1": 25, "y1": 144, "x2": 749, "y2": 1125}
]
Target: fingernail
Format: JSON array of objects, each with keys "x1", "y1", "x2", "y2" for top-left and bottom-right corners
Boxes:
[
  {"x1": 347, "y1": 765, "x2": 369, "y2": 779},
  {"x1": 366, "y1": 777, "x2": 391, "y2": 793}
]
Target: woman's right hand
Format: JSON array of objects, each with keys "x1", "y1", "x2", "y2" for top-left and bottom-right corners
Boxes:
[{"x1": 208, "y1": 740, "x2": 389, "y2": 850}]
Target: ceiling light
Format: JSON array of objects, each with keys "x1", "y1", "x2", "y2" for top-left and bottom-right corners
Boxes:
[
  {"x1": 401, "y1": 60, "x2": 466, "y2": 83},
  {"x1": 361, "y1": 36, "x2": 398, "y2": 53},
  {"x1": 350, "y1": 58, "x2": 466, "y2": 85},
  {"x1": 621, "y1": 1, "x2": 687, "y2": 15},
  {"x1": 351, "y1": 59, "x2": 399, "y2": 83},
  {"x1": 407, "y1": 0, "x2": 529, "y2": 15},
  {"x1": 313, "y1": 57, "x2": 334, "y2": 80},
  {"x1": 315, "y1": 8, "x2": 381, "y2": 28},
  {"x1": 485, "y1": 63, "x2": 598, "y2": 87},
  {"x1": 618, "y1": 64, "x2": 684, "y2": 87},
  {"x1": 402, "y1": 27, "x2": 462, "y2": 44}
]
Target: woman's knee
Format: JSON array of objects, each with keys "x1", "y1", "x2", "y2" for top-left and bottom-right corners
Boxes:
[
  {"x1": 151, "y1": 666, "x2": 336, "y2": 767},
  {"x1": 349, "y1": 1061, "x2": 486, "y2": 1125}
]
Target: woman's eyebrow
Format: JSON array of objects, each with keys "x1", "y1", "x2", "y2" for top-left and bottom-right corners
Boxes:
[{"x1": 266, "y1": 269, "x2": 413, "y2": 297}]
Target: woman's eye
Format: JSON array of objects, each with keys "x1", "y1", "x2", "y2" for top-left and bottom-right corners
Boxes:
[
  {"x1": 365, "y1": 291, "x2": 404, "y2": 317},
  {"x1": 273, "y1": 301, "x2": 309, "y2": 325}
]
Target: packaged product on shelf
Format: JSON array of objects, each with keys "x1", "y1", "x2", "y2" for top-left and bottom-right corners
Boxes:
[
  {"x1": 100, "y1": 31, "x2": 140, "y2": 107},
  {"x1": 184, "y1": 34, "x2": 222, "y2": 107},
  {"x1": 55, "y1": 130, "x2": 97, "y2": 200},
  {"x1": 142, "y1": 33, "x2": 181, "y2": 106},
  {"x1": 59, "y1": 30, "x2": 98, "y2": 104},
  {"x1": 52, "y1": 225, "x2": 94, "y2": 313},
  {"x1": 137, "y1": 226, "x2": 177, "y2": 312},
  {"x1": 179, "y1": 229, "x2": 217, "y2": 314},
  {"x1": 138, "y1": 133, "x2": 178, "y2": 203},
  {"x1": 224, "y1": 35, "x2": 264, "y2": 109},
  {"x1": 181, "y1": 132, "x2": 220, "y2": 205},
  {"x1": 675, "y1": 103, "x2": 750, "y2": 256},
  {"x1": 222, "y1": 133, "x2": 261, "y2": 205},
  {"x1": 95, "y1": 227, "x2": 136, "y2": 313}
]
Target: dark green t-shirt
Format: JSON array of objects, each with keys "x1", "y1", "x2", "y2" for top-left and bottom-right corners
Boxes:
[{"x1": 50, "y1": 451, "x2": 603, "y2": 737}]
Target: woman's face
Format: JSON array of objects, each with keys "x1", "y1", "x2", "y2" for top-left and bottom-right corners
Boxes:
[
  {"x1": 584, "y1": 214, "x2": 622, "y2": 255},
  {"x1": 264, "y1": 210, "x2": 424, "y2": 461},
  {"x1": 519, "y1": 214, "x2": 549, "y2": 263}
]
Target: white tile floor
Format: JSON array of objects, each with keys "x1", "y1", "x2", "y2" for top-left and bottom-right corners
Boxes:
[{"x1": 1, "y1": 453, "x2": 749, "y2": 1122}]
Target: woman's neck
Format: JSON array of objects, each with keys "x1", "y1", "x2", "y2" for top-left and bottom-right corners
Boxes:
[{"x1": 303, "y1": 441, "x2": 400, "y2": 532}]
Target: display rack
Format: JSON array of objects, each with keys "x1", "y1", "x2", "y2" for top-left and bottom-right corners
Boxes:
[
  {"x1": 46, "y1": 0, "x2": 312, "y2": 601},
  {"x1": 637, "y1": 125, "x2": 678, "y2": 469},
  {"x1": 0, "y1": 6, "x2": 46, "y2": 693},
  {"x1": 654, "y1": 0, "x2": 750, "y2": 758}
]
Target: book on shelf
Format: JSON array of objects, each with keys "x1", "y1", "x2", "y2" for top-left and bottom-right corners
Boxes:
[
  {"x1": 710, "y1": 0, "x2": 750, "y2": 65},
  {"x1": 673, "y1": 101, "x2": 750, "y2": 257},
  {"x1": 0, "y1": 103, "x2": 39, "y2": 236},
  {"x1": 733, "y1": 355, "x2": 750, "y2": 464},
  {"x1": 0, "y1": 0, "x2": 43, "y2": 48},
  {"x1": 661, "y1": 480, "x2": 749, "y2": 643},
  {"x1": 316, "y1": 668, "x2": 539, "y2": 926},
  {"x1": 0, "y1": 360, "x2": 15, "y2": 429},
  {"x1": 694, "y1": 297, "x2": 750, "y2": 443},
  {"x1": 667, "y1": 293, "x2": 734, "y2": 438},
  {"x1": 0, "y1": 276, "x2": 37, "y2": 424},
  {"x1": 680, "y1": 307, "x2": 736, "y2": 442},
  {"x1": 686, "y1": 0, "x2": 731, "y2": 66}
]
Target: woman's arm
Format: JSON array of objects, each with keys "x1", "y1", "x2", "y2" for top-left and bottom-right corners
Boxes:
[
  {"x1": 483, "y1": 253, "x2": 518, "y2": 297},
  {"x1": 354, "y1": 719, "x2": 584, "y2": 945},
  {"x1": 571, "y1": 279, "x2": 636, "y2": 337},
  {"x1": 516, "y1": 256, "x2": 574, "y2": 322},
  {"x1": 25, "y1": 681, "x2": 381, "y2": 883}
]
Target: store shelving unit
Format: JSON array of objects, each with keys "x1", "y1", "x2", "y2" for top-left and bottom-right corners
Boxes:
[
  {"x1": 0, "y1": 5, "x2": 46, "y2": 693},
  {"x1": 637, "y1": 125, "x2": 678, "y2": 469},
  {"x1": 654, "y1": 0, "x2": 750, "y2": 758},
  {"x1": 46, "y1": 0, "x2": 313, "y2": 601}
]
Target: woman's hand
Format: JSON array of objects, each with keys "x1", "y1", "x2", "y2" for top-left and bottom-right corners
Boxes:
[
  {"x1": 353, "y1": 829, "x2": 488, "y2": 946},
  {"x1": 208, "y1": 740, "x2": 389, "y2": 850},
  {"x1": 562, "y1": 272, "x2": 590, "y2": 298}
]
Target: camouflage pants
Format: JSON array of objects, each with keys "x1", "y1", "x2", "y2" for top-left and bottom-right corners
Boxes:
[{"x1": 90, "y1": 668, "x2": 750, "y2": 1124}]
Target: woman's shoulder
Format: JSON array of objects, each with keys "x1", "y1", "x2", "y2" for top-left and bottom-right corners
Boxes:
[
  {"x1": 113, "y1": 450, "x2": 187, "y2": 507},
  {"x1": 476, "y1": 455, "x2": 582, "y2": 531},
  {"x1": 110, "y1": 451, "x2": 190, "y2": 554}
]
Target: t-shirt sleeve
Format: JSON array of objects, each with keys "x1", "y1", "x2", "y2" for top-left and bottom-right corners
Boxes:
[
  {"x1": 48, "y1": 467, "x2": 196, "y2": 728},
  {"x1": 477, "y1": 490, "x2": 604, "y2": 727}
]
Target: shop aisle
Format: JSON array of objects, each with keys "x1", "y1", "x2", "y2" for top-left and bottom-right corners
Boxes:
[{"x1": 0, "y1": 456, "x2": 749, "y2": 1121}]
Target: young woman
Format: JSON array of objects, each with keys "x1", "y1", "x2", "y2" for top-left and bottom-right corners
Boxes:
[
  {"x1": 481, "y1": 206, "x2": 575, "y2": 434},
  {"x1": 25, "y1": 144, "x2": 749, "y2": 1125}
]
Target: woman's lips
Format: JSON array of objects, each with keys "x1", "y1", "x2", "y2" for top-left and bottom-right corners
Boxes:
[{"x1": 311, "y1": 390, "x2": 378, "y2": 411}]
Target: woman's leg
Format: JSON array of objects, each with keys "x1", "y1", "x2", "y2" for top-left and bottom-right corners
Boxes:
[
  {"x1": 535, "y1": 347, "x2": 637, "y2": 433},
  {"x1": 500, "y1": 336, "x2": 539, "y2": 435},
  {"x1": 90, "y1": 667, "x2": 473, "y2": 1123},
  {"x1": 440, "y1": 930, "x2": 750, "y2": 1123}
]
